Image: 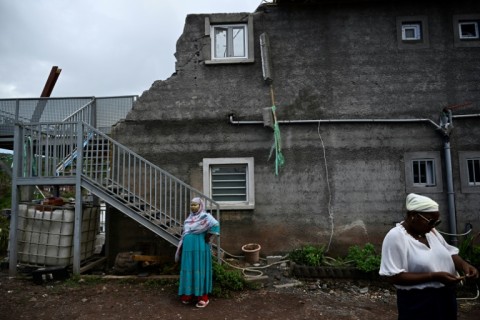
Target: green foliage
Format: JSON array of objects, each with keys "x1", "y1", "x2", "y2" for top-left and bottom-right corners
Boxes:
[
  {"x1": 459, "y1": 233, "x2": 480, "y2": 267},
  {"x1": 346, "y1": 243, "x2": 381, "y2": 273},
  {"x1": 0, "y1": 154, "x2": 12, "y2": 210},
  {"x1": 322, "y1": 255, "x2": 349, "y2": 267},
  {"x1": 0, "y1": 215, "x2": 9, "y2": 254},
  {"x1": 212, "y1": 260, "x2": 252, "y2": 298},
  {"x1": 288, "y1": 244, "x2": 325, "y2": 267}
]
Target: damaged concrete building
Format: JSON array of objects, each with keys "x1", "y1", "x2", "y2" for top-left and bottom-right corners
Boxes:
[{"x1": 107, "y1": 0, "x2": 480, "y2": 261}]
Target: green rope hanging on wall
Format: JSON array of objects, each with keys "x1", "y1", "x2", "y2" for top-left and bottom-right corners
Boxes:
[
  {"x1": 270, "y1": 105, "x2": 284, "y2": 176},
  {"x1": 261, "y1": 32, "x2": 284, "y2": 175}
]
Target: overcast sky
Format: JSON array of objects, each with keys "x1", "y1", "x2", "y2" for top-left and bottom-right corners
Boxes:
[{"x1": 0, "y1": 0, "x2": 262, "y2": 99}]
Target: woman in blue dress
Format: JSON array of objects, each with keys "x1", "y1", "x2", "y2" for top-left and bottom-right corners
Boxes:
[{"x1": 176, "y1": 197, "x2": 220, "y2": 308}]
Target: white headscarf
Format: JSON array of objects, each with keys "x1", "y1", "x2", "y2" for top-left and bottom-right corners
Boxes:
[{"x1": 406, "y1": 193, "x2": 439, "y2": 212}]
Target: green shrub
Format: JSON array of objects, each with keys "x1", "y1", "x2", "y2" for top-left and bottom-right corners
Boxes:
[
  {"x1": 459, "y1": 233, "x2": 480, "y2": 268},
  {"x1": 346, "y1": 243, "x2": 381, "y2": 273},
  {"x1": 288, "y1": 244, "x2": 325, "y2": 267},
  {"x1": 212, "y1": 260, "x2": 252, "y2": 298}
]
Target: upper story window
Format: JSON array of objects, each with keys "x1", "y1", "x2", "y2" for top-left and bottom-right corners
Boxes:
[
  {"x1": 203, "y1": 157, "x2": 255, "y2": 209},
  {"x1": 459, "y1": 152, "x2": 480, "y2": 193},
  {"x1": 453, "y1": 14, "x2": 480, "y2": 48},
  {"x1": 402, "y1": 24, "x2": 421, "y2": 41},
  {"x1": 204, "y1": 14, "x2": 254, "y2": 64},
  {"x1": 404, "y1": 152, "x2": 443, "y2": 193},
  {"x1": 212, "y1": 24, "x2": 247, "y2": 59},
  {"x1": 459, "y1": 21, "x2": 479, "y2": 39},
  {"x1": 396, "y1": 16, "x2": 429, "y2": 49}
]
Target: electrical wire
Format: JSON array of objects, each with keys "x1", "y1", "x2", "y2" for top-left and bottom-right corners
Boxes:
[
  {"x1": 217, "y1": 248, "x2": 289, "y2": 278},
  {"x1": 457, "y1": 284, "x2": 480, "y2": 301},
  {"x1": 436, "y1": 228, "x2": 478, "y2": 301},
  {"x1": 437, "y1": 228, "x2": 472, "y2": 237},
  {"x1": 317, "y1": 121, "x2": 334, "y2": 252}
]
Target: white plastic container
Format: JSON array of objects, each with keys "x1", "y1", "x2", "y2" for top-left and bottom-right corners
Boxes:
[{"x1": 17, "y1": 204, "x2": 100, "y2": 266}]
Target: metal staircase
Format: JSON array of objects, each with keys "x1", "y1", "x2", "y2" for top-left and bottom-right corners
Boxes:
[{"x1": 4, "y1": 97, "x2": 220, "y2": 275}]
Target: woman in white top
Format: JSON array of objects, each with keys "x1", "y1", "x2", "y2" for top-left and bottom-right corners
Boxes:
[{"x1": 379, "y1": 193, "x2": 478, "y2": 320}]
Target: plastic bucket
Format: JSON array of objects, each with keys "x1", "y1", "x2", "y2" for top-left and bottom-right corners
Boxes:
[{"x1": 241, "y1": 243, "x2": 261, "y2": 264}]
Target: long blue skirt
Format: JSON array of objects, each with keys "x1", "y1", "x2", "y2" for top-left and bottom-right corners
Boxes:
[{"x1": 178, "y1": 232, "x2": 213, "y2": 297}]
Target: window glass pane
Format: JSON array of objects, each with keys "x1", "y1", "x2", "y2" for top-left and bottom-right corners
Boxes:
[
  {"x1": 459, "y1": 22, "x2": 479, "y2": 39},
  {"x1": 467, "y1": 158, "x2": 480, "y2": 185},
  {"x1": 212, "y1": 24, "x2": 247, "y2": 59},
  {"x1": 412, "y1": 159, "x2": 435, "y2": 186},
  {"x1": 232, "y1": 27, "x2": 245, "y2": 57},
  {"x1": 211, "y1": 165, "x2": 247, "y2": 201},
  {"x1": 413, "y1": 161, "x2": 420, "y2": 184},
  {"x1": 405, "y1": 29, "x2": 415, "y2": 38},
  {"x1": 214, "y1": 27, "x2": 227, "y2": 58}
]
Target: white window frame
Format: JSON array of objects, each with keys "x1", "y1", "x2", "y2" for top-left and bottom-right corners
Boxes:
[
  {"x1": 458, "y1": 21, "x2": 479, "y2": 39},
  {"x1": 402, "y1": 24, "x2": 421, "y2": 41},
  {"x1": 211, "y1": 24, "x2": 248, "y2": 60},
  {"x1": 412, "y1": 159, "x2": 436, "y2": 186},
  {"x1": 404, "y1": 152, "x2": 443, "y2": 193},
  {"x1": 396, "y1": 16, "x2": 429, "y2": 49},
  {"x1": 203, "y1": 157, "x2": 255, "y2": 210},
  {"x1": 204, "y1": 14, "x2": 254, "y2": 64},
  {"x1": 459, "y1": 151, "x2": 480, "y2": 193},
  {"x1": 453, "y1": 15, "x2": 480, "y2": 48}
]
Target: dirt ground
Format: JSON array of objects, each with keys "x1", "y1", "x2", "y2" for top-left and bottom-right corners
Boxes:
[{"x1": 1, "y1": 263, "x2": 479, "y2": 320}]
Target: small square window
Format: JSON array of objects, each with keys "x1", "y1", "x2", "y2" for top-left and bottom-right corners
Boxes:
[
  {"x1": 453, "y1": 15, "x2": 480, "y2": 47},
  {"x1": 412, "y1": 159, "x2": 436, "y2": 186},
  {"x1": 404, "y1": 152, "x2": 443, "y2": 193},
  {"x1": 396, "y1": 16, "x2": 429, "y2": 49},
  {"x1": 203, "y1": 157, "x2": 255, "y2": 209},
  {"x1": 402, "y1": 24, "x2": 421, "y2": 41},
  {"x1": 466, "y1": 158, "x2": 480, "y2": 186},
  {"x1": 204, "y1": 14, "x2": 254, "y2": 64},
  {"x1": 459, "y1": 152, "x2": 480, "y2": 193},
  {"x1": 459, "y1": 21, "x2": 479, "y2": 39},
  {"x1": 212, "y1": 24, "x2": 247, "y2": 59},
  {"x1": 211, "y1": 164, "x2": 248, "y2": 201}
]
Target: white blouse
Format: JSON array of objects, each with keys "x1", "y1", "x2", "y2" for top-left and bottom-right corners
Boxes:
[{"x1": 379, "y1": 223, "x2": 459, "y2": 290}]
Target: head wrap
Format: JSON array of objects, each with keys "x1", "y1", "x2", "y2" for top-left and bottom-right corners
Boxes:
[
  {"x1": 190, "y1": 197, "x2": 205, "y2": 215},
  {"x1": 406, "y1": 193, "x2": 439, "y2": 212}
]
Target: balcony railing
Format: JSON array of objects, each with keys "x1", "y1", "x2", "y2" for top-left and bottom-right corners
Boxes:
[{"x1": 0, "y1": 96, "x2": 138, "y2": 143}]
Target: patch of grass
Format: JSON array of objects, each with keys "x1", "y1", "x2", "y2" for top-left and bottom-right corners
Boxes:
[{"x1": 63, "y1": 275, "x2": 106, "y2": 287}]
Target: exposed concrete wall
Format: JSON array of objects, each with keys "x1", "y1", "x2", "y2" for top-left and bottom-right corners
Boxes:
[{"x1": 111, "y1": 1, "x2": 480, "y2": 258}]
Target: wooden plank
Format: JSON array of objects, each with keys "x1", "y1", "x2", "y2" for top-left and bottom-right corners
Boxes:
[
  {"x1": 103, "y1": 275, "x2": 179, "y2": 280},
  {"x1": 131, "y1": 255, "x2": 163, "y2": 262}
]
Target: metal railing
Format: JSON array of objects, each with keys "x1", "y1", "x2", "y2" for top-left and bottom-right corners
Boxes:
[
  {"x1": 13, "y1": 120, "x2": 221, "y2": 249},
  {"x1": 0, "y1": 95, "x2": 138, "y2": 141}
]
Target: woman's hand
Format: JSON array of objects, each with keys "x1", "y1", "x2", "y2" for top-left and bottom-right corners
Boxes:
[
  {"x1": 432, "y1": 271, "x2": 465, "y2": 286},
  {"x1": 462, "y1": 263, "x2": 479, "y2": 279},
  {"x1": 452, "y1": 254, "x2": 479, "y2": 279},
  {"x1": 205, "y1": 233, "x2": 212, "y2": 243}
]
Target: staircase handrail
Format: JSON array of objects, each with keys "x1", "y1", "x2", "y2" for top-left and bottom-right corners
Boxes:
[{"x1": 78, "y1": 121, "x2": 220, "y2": 250}]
